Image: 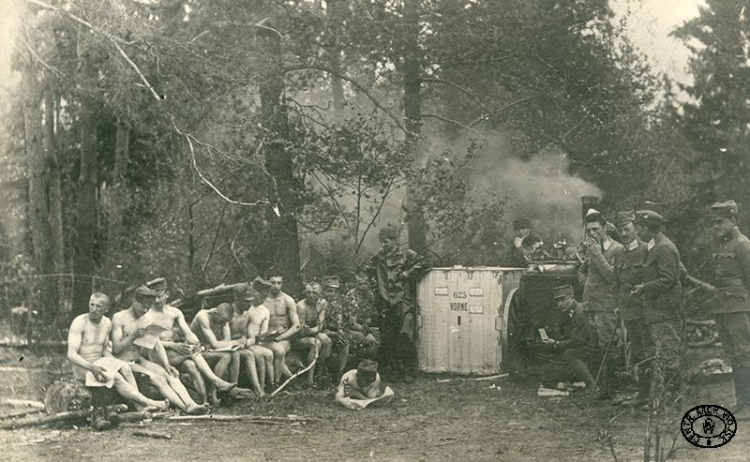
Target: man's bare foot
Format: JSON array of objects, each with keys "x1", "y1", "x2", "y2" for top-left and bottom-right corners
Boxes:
[
  {"x1": 186, "y1": 403, "x2": 210, "y2": 415},
  {"x1": 135, "y1": 399, "x2": 169, "y2": 412},
  {"x1": 214, "y1": 380, "x2": 236, "y2": 392},
  {"x1": 208, "y1": 392, "x2": 220, "y2": 407},
  {"x1": 227, "y1": 387, "x2": 253, "y2": 398}
]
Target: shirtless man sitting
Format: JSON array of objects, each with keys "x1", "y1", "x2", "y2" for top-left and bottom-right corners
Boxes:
[
  {"x1": 111, "y1": 285, "x2": 209, "y2": 415},
  {"x1": 259, "y1": 274, "x2": 300, "y2": 387},
  {"x1": 295, "y1": 281, "x2": 332, "y2": 386},
  {"x1": 227, "y1": 283, "x2": 271, "y2": 398},
  {"x1": 243, "y1": 278, "x2": 276, "y2": 392},
  {"x1": 67, "y1": 292, "x2": 168, "y2": 414},
  {"x1": 145, "y1": 277, "x2": 235, "y2": 404},
  {"x1": 190, "y1": 302, "x2": 246, "y2": 404}
]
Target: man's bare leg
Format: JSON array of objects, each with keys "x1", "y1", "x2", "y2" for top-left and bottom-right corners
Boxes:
[
  {"x1": 180, "y1": 359, "x2": 207, "y2": 404},
  {"x1": 118, "y1": 364, "x2": 139, "y2": 389},
  {"x1": 297, "y1": 338, "x2": 320, "y2": 386},
  {"x1": 263, "y1": 341, "x2": 293, "y2": 385},
  {"x1": 237, "y1": 350, "x2": 264, "y2": 397},
  {"x1": 111, "y1": 372, "x2": 169, "y2": 411},
  {"x1": 202, "y1": 351, "x2": 234, "y2": 405},
  {"x1": 191, "y1": 353, "x2": 236, "y2": 391},
  {"x1": 138, "y1": 360, "x2": 209, "y2": 415}
]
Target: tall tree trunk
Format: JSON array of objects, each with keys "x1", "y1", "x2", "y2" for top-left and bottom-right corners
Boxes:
[
  {"x1": 25, "y1": 70, "x2": 60, "y2": 321},
  {"x1": 328, "y1": 0, "x2": 346, "y2": 121},
  {"x1": 103, "y1": 120, "x2": 129, "y2": 279},
  {"x1": 71, "y1": 100, "x2": 98, "y2": 315},
  {"x1": 257, "y1": 22, "x2": 302, "y2": 293},
  {"x1": 44, "y1": 74, "x2": 66, "y2": 308},
  {"x1": 402, "y1": 0, "x2": 427, "y2": 254}
]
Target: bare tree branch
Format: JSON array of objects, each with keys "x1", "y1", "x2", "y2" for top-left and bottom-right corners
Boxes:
[
  {"x1": 422, "y1": 113, "x2": 481, "y2": 133},
  {"x1": 284, "y1": 63, "x2": 411, "y2": 135}
]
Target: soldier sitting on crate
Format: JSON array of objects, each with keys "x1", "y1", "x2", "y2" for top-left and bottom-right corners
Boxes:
[{"x1": 544, "y1": 285, "x2": 607, "y2": 400}]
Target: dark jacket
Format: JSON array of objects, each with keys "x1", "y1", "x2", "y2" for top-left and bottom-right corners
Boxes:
[
  {"x1": 614, "y1": 239, "x2": 648, "y2": 321},
  {"x1": 710, "y1": 226, "x2": 750, "y2": 314},
  {"x1": 642, "y1": 233, "x2": 683, "y2": 324}
]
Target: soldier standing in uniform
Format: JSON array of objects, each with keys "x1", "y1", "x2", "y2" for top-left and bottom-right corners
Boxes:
[
  {"x1": 630, "y1": 210, "x2": 683, "y2": 396},
  {"x1": 365, "y1": 225, "x2": 424, "y2": 384},
  {"x1": 612, "y1": 211, "x2": 649, "y2": 402},
  {"x1": 704, "y1": 200, "x2": 750, "y2": 420},
  {"x1": 579, "y1": 209, "x2": 624, "y2": 394}
]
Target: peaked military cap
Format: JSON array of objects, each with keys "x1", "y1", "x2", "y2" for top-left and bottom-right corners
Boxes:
[
  {"x1": 552, "y1": 284, "x2": 575, "y2": 300},
  {"x1": 613, "y1": 211, "x2": 636, "y2": 228},
  {"x1": 134, "y1": 285, "x2": 158, "y2": 301},
  {"x1": 710, "y1": 200, "x2": 739, "y2": 219},
  {"x1": 634, "y1": 210, "x2": 665, "y2": 226},
  {"x1": 378, "y1": 225, "x2": 399, "y2": 239},
  {"x1": 513, "y1": 217, "x2": 532, "y2": 230},
  {"x1": 146, "y1": 277, "x2": 168, "y2": 294}
]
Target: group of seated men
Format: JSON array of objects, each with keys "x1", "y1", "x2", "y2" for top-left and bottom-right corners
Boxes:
[{"x1": 67, "y1": 272, "x2": 382, "y2": 417}]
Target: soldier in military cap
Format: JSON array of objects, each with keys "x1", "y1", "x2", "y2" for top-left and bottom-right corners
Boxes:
[
  {"x1": 703, "y1": 200, "x2": 750, "y2": 420},
  {"x1": 364, "y1": 225, "x2": 425, "y2": 384},
  {"x1": 612, "y1": 211, "x2": 650, "y2": 402},
  {"x1": 511, "y1": 217, "x2": 533, "y2": 266},
  {"x1": 546, "y1": 285, "x2": 606, "y2": 399},
  {"x1": 630, "y1": 210, "x2": 683, "y2": 396}
]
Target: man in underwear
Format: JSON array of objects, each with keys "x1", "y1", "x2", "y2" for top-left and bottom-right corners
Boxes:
[
  {"x1": 145, "y1": 277, "x2": 235, "y2": 404},
  {"x1": 190, "y1": 302, "x2": 245, "y2": 404},
  {"x1": 243, "y1": 278, "x2": 276, "y2": 392},
  {"x1": 67, "y1": 292, "x2": 168, "y2": 414},
  {"x1": 227, "y1": 283, "x2": 272, "y2": 398},
  {"x1": 295, "y1": 281, "x2": 332, "y2": 386},
  {"x1": 111, "y1": 285, "x2": 209, "y2": 415},
  {"x1": 259, "y1": 274, "x2": 300, "y2": 387}
]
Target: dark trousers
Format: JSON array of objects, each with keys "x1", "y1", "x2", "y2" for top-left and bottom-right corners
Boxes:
[
  {"x1": 376, "y1": 301, "x2": 417, "y2": 371},
  {"x1": 715, "y1": 312, "x2": 750, "y2": 406}
]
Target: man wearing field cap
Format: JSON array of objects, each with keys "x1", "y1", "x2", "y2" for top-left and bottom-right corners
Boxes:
[
  {"x1": 365, "y1": 225, "x2": 425, "y2": 384},
  {"x1": 547, "y1": 284, "x2": 605, "y2": 399},
  {"x1": 704, "y1": 200, "x2": 750, "y2": 420},
  {"x1": 630, "y1": 210, "x2": 683, "y2": 397},
  {"x1": 612, "y1": 211, "x2": 650, "y2": 402}
]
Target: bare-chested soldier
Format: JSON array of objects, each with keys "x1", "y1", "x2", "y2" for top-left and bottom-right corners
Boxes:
[
  {"x1": 111, "y1": 286, "x2": 209, "y2": 415},
  {"x1": 260, "y1": 274, "x2": 300, "y2": 386},
  {"x1": 243, "y1": 279, "x2": 275, "y2": 392},
  {"x1": 145, "y1": 277, "x2": 235, "y2": 404},
  {"x1": 190, "y1": 303, "x2": 245, "y2": 404},
  {"x1": 67, "y1": 292, "x2": 168, "y2": 413},
  {"x1": 295, "y1": 281, "x2": 332, "y2": 386},
  {"x1": 228, "y1": 283, "x2": 273, "y2": 397}
]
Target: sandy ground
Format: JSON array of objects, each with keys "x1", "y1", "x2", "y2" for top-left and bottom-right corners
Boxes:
[{"x1": 0, "y1": 346, "x2": 746, "y2": 462}]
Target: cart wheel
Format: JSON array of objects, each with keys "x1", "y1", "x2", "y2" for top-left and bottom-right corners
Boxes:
[{"x1": 501, "y1": 289, "x2": 525, "y2": 378}]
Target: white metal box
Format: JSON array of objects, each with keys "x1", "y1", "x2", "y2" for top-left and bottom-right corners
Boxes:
[{"x1": 417, "y1": 266, "x2": 522, "y2": 375}]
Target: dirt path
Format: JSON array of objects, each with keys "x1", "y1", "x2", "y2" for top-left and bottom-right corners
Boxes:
[{"x1": 0, "y1": 375, "x2": 746, "y2": 462}]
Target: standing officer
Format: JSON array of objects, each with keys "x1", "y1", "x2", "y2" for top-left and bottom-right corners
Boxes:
[
  {"x1": 630, "y1": 210, "x2": 683, "y2": 396},
  {"x1": 365, "y1": 225, "x2": 424, "y2": 384},
  {"x1": 705, "y1": 200, "x2": 750, "y2": 420},
  {"x1": 612, "y1": 211, "x2": 649, "y2": 402}
]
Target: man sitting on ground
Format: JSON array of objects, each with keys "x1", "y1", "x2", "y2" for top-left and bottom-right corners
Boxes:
[
  {"x1": 67, "y1": 292, "x2": 168, "y2": 417},
  {"x1": 335, "y1": 359, "x2": 394, "y2": 410},
  {"x1": 111, "y1": 286, "x2": 209, "y2": 415},
  {"x1": 146, "y1": 277, "x2": 236, "y2": 404},
  {"x1": 190, "y1": 303, "x2": 246, "y2": 404}
]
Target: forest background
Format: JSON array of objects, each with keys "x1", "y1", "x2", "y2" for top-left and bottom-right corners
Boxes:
[{"x1": 0, "y1": 0, "x2": 745, "y2": 328}]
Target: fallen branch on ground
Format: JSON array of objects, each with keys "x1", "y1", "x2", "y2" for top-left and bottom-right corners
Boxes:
[
  {"x1": 3, "y1": 399, "x2": 45, "y2": 409},
  {"x1": 0, "y1": 408, "x2": 44, "y2": 421},
  {"x1": 0, "y1": 410, "x2": 90, "y2": 430},
  {"x1": 270, "y1": 349, "x2": 319, "y2": 397},
  {"x1": 133, "y1": 430, "x2": 172, "y2": 439},
  {"x1": 168, "y1": 414, "x2": 320, "y2": 423}
]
